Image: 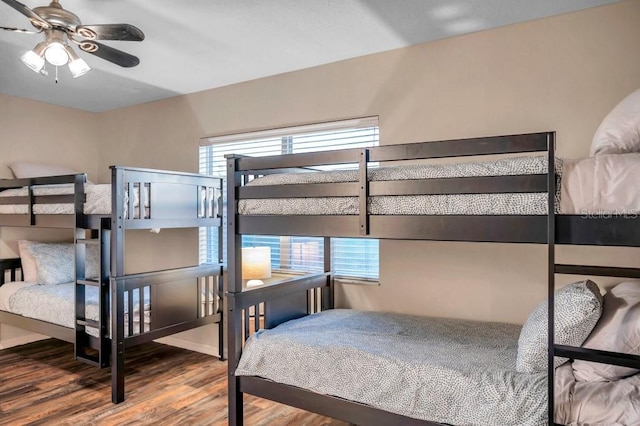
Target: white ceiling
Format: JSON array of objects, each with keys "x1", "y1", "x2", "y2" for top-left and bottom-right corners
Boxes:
[{"x1": 0, "y1": 0, "x2": 621, "y2": 112}]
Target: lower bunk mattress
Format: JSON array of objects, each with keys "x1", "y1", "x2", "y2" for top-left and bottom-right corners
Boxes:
[
  {"x1": 0, "y1": 281, "x2": 150, "y2": 337},
  {"x1": 235, "y1": 309, "x2": 640, "y2": 426}
]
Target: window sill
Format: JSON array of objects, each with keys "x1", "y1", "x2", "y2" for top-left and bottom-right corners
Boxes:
[
  {"x1": 267, "y1": 269, "x2": 379, "y2": 286},
  {"x1": 335, "y1": 277, "x2": 379, "y2": 286}
]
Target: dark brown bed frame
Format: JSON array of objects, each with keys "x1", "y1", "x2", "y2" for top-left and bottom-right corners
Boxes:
[
  {"x1": 226, "y1": 132, "x2": 640, "y2": 426},
  {"x1": 0, "y1": 166, "x2": 224, "y2": 403}
]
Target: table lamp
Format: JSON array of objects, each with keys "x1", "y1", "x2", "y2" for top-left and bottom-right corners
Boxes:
[{"x1": 242, "y1": 246, "x2": 272, "y2": 288}]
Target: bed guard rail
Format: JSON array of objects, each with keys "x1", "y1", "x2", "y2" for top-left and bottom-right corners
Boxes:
[
  {"x1": 110, "y1": 262, "x2": 223, "y2": 403},
  {"x1": 0, "y1": 258, "x2": 23, "y2": 284},
  {"x1": 110, "y1": 166, "x2": 222, "y2": 230},
  {"x1": 227, "y1": 132, "x2": 555, "y2": 240},
  {"x1": 0, "y1": 173, "x2": 87, "y2": 227},
  {"x1": 111, "y1": 263, "x2": 223, "y2": 347},
  {"x1": 228, "y1": 271, "x2": 332, "y2": 343}
]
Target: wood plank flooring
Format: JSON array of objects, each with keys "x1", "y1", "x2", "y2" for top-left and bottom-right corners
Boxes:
[{"x1": 0, "y1": 339, "x2": 347, "y2": 425}]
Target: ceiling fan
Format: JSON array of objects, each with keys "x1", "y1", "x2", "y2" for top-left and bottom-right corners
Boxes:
[{"x1": 0, "y1": 0, "x2": 144, "y2": 79}]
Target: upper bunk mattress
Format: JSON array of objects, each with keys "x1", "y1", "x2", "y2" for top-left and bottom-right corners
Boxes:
[
  {"x1": 236, "y1": 309, "x2": 640, "y2": 426},
  {"x1": 0, "y1": 183, "x2": 160, "y2": 217},
  {"x1": 238, "y1": 153, "x2": 640, "y2": 216},
  {"x1": 0, "y1": 184, "x2": 112, "y2": 215}
]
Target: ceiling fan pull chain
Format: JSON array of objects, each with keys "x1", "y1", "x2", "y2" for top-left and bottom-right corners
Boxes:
[{"x1": 55, "y1": 65, "x2": 58, "y2": 83}]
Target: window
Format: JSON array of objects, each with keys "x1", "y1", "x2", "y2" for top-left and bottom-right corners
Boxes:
[{"x1": 199, "y1": 117, "x2": 379, "y2": 280}]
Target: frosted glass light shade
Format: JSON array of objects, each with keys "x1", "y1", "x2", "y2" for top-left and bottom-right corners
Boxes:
[
  {"x1": 44, "y1": 42, "x2": 69, "y2": 66},
  {"x1": 69, "y1": 57, "x2": 90, "y2": 78},
  {"x1": 242, "y1": 247, "x2": 272, "y2": 287},
  {"x1": 20, "y1": 50, "x2": 45, "y2": 73}
]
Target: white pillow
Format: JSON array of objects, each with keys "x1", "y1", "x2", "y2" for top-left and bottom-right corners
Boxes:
[
  {"x1": 9, "y1": 161, "x2": 79, "y2": 179},
  {"x1": 516, "y1": 280, "x2": 603, "y2": 373},
  {"x1": 572, "y1": 281, "x2": 640, "y2": 382},
  {"x1": 17, "y1": 240, "x2": 38, "y2": 282},
  {"x1": 25, "y1": 241, "x2": 100, "y2": 285},
  {"x1": 590, "y1": 88, "x2": 640, "y2": 156}
]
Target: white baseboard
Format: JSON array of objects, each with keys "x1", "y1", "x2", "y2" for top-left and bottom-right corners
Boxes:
[
  {"x1": 155, "y1": 336, "x2": 220, "y2": 357},
  {"x1": 0, "y1": 332, "x2": 219, "y2": 358},
  {"x1": 0, "y1": 333, "x2": 47, "y2": 350}
]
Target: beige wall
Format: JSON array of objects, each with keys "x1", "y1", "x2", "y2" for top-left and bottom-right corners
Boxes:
[
  {"x1": 0, "y1": 94, "x2": 99, "y2": 347},
  {"x1": 2, "y1": 0, "x2": 640, "y2": 350},
  {"x1": 0, "y1": 94, "x2": 99, "y2": 180},
  {"x1": 98, "y1": 0, "x2": 640, "y2": 330}
]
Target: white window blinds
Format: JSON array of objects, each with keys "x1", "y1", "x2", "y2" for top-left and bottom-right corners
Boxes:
[{"x1": 199, "y1": 117, "x2": 379, "y2": 280}]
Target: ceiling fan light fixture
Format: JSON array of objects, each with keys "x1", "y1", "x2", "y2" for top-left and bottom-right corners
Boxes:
[
  {"x1": 44, "y1": 41, "x2": 68, "y2": 66},
  {"x1": 66, "y1": 46, "x2": 90, "y2": 78},
  {"x1": 19, "y1": 41, "x2": 47, "y2": 73},
  {"x1": 6, "y1": 0, "x2": 144, "y2": 81}
]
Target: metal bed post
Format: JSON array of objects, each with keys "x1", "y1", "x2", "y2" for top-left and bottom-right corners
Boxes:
[
  {"x1": 227, "y1": 156, "x2": 244, "y2": 426},
  {"x1": 322, "y1": 237, "x2": 334, "y2": 311},
  {"x1": 111, "y1": 167, "x2": 126, "y2": 404},
  {"x1": 547, "y1": 132, "x2": 556, "y2": 425},
  {"x1": 218, "y1": 177, "x2": 226, "y2": 361},
  {"x1": 359, "y1": 148, "x2": 370, "y2": 236},
  {"x1": 99, "y1": 218, "x2": 111, "y2": 366},
  {"x1": 73, "y1": 173, "x2": 89, "y2": 365}
]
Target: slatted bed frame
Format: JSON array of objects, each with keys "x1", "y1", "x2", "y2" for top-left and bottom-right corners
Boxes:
[
  {"x1": 226, "y1": 131, "x2": 640, "y2": 425},
  {"x1": 0, "y1": 166, "x2": 224, "y2": 403}
]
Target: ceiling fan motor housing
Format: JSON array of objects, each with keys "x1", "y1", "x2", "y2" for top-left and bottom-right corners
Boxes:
[{"x1": 32, "y1": 1, "x2": 80, "y2": 31}]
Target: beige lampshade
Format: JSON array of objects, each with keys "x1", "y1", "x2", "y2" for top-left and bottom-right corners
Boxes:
[{"x1": 242, "y1": 247, "x2": 272, "y2": 280}]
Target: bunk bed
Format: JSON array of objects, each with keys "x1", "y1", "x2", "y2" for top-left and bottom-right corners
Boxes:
[
  {"x1": 225, "y1": 131, "x2": 640, "y2": 425},
  {"x1": 0, "y1": 166, "x2": 224, "y2": 403}
]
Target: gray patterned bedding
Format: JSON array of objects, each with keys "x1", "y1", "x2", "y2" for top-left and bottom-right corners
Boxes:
[
  {"x1": 236, "y1": 309, "x2": 640, "y2": 425},
  {"x1": 0, "y1": 184, "x2": 112, "y2": 215},
  {"x1": 0, "y1": 183, "x2": 156, "y2": 217},
  {"x1": 1, "y1": 281, "x2": 149, "y2": 337},
  {"x1": 236, "y1": 309, "x2": 548, "y2": 425},
  {"x1": 0, "y1": 281, "x2": 218, "y2": 338},
  {"x1": 238, "y1": 155, "x2": 561, "y2": 215}
]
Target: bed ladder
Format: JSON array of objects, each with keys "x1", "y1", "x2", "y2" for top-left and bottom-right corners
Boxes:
[{"x1": 74, "y1": 217, "x2": 111, "y2": 368}]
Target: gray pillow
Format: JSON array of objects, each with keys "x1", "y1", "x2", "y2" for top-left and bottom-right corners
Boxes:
[
  {"x1": 516, "y1": 280, "x2": 603, "y2": 373},
  {"x1": 27, "y1": 242, "x2": 100, "y2": 285},
  {"x1": 572, "y1": 281, "x2": 640, "y2": 381}
]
